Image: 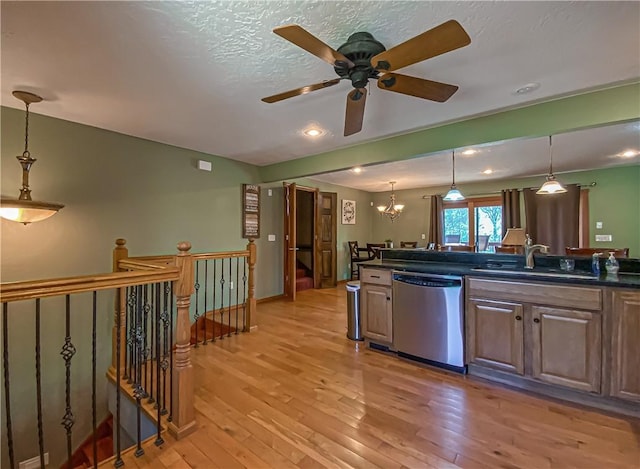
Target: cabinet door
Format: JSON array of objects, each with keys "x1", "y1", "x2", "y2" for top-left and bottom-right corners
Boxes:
[
  {"x1": 610, "y1": 290, "x2": 640, "y2": 401},
  {"x1": 467, "y1": 299, "x2": 524, "y2": 374},
  {"x1": 531, "y1": 306, "x2": 601, "y2": 393},
  {"x1": 361, "y1": 284, "x2": 392, "y2": 343}
]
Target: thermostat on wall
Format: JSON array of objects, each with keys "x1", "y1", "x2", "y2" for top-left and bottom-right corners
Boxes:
[{"x1": 198, "y1": 160, "x2": 212, "y2": 171}]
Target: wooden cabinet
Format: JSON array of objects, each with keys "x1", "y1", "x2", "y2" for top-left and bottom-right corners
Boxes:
[
  {"x1": 360, "y1": 268, "x2": 392, "y2": 344},
  {"x1": 531, "y1": 306, "x2": 601, "y2": 393},
  {"x1": 466, "y1": 278, "x2": 603, "y2": 394},
  {"x1": 610, "y1": 290, "x2": 640, "y2": 402},
  {"x1": 467, "y1": 299, "x2": 524, "y2": 374}
]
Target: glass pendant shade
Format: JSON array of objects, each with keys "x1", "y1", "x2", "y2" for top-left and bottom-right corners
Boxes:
[
  {"x1": 0, "y1": 91, "x2": 64, "y2": 225},
  {"x1": 443, "y1": 150, "x2": 465, "y2": 201},
  {"x1": 536, "y1": 135, "x2": 566, "y2": 195},
  {"x1": 378, "y1": 182, "x2": 403, "y2": 222}
]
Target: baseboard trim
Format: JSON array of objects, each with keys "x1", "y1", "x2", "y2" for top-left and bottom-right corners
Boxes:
[{"x1": 257, "y1": 294, "x2": 285, "y2": 303}]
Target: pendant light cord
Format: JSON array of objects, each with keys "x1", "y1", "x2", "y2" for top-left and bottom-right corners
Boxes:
[
  {"x1": 548, "y1": 135, "x2": 553, "y2": 175},
  {"x1": 24, "y1": 103, "x2": 30, "y2": 154},
  {"x1": 452, "y1": 150, "x2": 456, "y2": 186}
]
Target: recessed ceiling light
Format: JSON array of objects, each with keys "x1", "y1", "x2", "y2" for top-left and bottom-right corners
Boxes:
[
  {"x1": 621, "y1": 149, "x2": 639, "y2": 158},
  {"x1": 514, "y1": 82, "x2": 540, "y2": 95},
  {"x1": 482, "y1": 169, "x2": 493, "y2": 175},
  {"x1": 462, "y1": 149, "x2": 477, "y2": 156},
  {"x1": 304, "y1": 128, "x2": 323, "y2": 137},
  {"x1": 352, "y1": 167, "x2": 363, "y2": 173}
]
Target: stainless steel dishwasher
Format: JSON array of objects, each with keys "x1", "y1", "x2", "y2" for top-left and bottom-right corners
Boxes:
[{"x1": 392, "y1": 271, "x2": 465, "y2": 372}]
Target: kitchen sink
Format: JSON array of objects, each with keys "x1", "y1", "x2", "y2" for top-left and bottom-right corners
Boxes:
[{"x1": 472, "y1": 267, "x2": 595, "y2": 279}]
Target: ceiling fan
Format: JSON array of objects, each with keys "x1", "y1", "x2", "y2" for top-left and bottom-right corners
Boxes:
[{"x1": 262, "y1": 20, "x2": 471, "y2": 137}]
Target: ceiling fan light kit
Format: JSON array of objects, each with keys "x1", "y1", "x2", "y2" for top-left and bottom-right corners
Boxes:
[
  {"x1": 377, "y1": 181, "x2": 404, "y2": 222},
  {"x1": 263, "y1": 20, "x2": 471, "y2": 137},
  {"x1": 536, "y1": 135, "x2": 567, "y2": 195},
  {"x1": 443, "y1": 150, "x2": 465, "y2": 201},
  {"x1": 0, "y1": 91, "x2": 64, "y2": 225}
]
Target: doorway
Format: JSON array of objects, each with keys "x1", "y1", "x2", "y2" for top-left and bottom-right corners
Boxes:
[{"x1": 283, "y1": 183, "x2": 337, "y2": 300}]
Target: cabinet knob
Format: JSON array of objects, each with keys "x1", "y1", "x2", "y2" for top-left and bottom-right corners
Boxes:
[
  {"x1": 515, "y1": 315, "x2": 522, "y2": 321},
  {"x1": 533, "y1": 317, "x2": 540, "y2": 323},
  {"x1": 386, "y1": 297, "x2": 391, "y2": 301}
]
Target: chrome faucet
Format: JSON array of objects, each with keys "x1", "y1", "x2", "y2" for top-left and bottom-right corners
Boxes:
[{"x1": 524, "y1": 234, "x2": 549, "y2": 269}]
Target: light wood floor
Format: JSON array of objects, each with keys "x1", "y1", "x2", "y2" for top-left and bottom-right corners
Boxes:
[{"x1": 116, "y1": 287, "x2": 640, "y2": 468}]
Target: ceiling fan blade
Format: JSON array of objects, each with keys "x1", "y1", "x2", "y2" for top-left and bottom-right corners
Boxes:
[
  {"x1": 377, "y1": 73, "x2": 458, "y2": 102},
  {"x1": 274, "y1": 25, "x2": 354, "y2": 68},
  {"x1": 371, "y1": 20, "x2": 471, "y2": 72},
  {"x1": 262, "y1": 79, "x2": 341, "y2": 103},
  {"x1": 344, "y1": 88, "x2": 367, "y2": 136}
]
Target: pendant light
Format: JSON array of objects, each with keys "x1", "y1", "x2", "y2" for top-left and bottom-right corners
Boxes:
[
  {"x1": 443, "y1": 150, "x2": 465, "y2": 201},
  {"x1": 0, "y1": 91, "x2": 64, "y2": 224},
  {"x1": 536, "y1": 135, "x2": 567, "y2": 194},
  {"x1": 376, "y1": 181, "x2": 404, "y2": 222}
]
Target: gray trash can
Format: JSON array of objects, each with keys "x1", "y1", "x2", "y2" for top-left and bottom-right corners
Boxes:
[{"x1": 346, "y1": 281, "x2": 363, "y2": 341}]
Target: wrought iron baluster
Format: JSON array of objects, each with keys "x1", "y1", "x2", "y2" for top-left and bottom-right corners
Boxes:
[
  {"x1": 149, "y1": 284, "x2": 155, "y2": 405},
  {"x1": 211, "y1": 259, "x2": 217, "y2": 342},
  {"x1": 228, "y1": 256, "x2": 233, "y2": 337},
  {"x1": 242, "y1": 256, "x2": 248, "y2": 331},
  {"x1": 193, "y1": 259, "x2": 200, "y2": 347},
  {"x1": 61, "y1": 294, "x2": 76, "y2": 468},
  {"x1": 219, "y1": 258, "x2": 225, "y2": 340},
  {"x1": 36, "y1": 299, "x2": 45, "y2": 468},
  {"x1": 127, "y1": 286, "x2": 136, "y2": 384},
  {"x1": 2, "y1": 303, "x2": 15, "y2": 469},
  {"x1": 92, "y1": 291, "x2": 98, "y2": 468},
  {"x1": 134, "y1": 285, "x2": 145, "y2": 457},
  {"x1": 123, "y1": 286, "x2": 129, "y2": 381},
  {"x1": 235, "y1": 257, "x2": 240, "y2": 334},
  {"x1": 168, "y1": 282, "x2": 174, "y2": 423},
  {"x1": 114, "y1": 289, "x2": 124, "y2": 468},
  {"x1": 203, "y1": 259, "x2": 209, "y2": 345},
  {"x1": 161, "y1": 282, "x2": 169, "y2": 416},
  {"x1": 143, "y1": 284, "x2": 150, "y2": 398},
  {"x1": 154, "y1": 282, "x2": 164, "y2": 446}
]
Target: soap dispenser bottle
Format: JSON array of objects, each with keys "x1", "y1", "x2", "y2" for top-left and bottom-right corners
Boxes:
[
  {"x1": 591, "y1": 253, "x2": 601, "y2": 276},
  {"x1": 605, "y1": 252, "x2": 619, "y2": 274}
]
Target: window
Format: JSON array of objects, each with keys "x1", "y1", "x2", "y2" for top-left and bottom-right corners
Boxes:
[{"x1": 443, "y1": 196, "x2": 503, "y2": 252}]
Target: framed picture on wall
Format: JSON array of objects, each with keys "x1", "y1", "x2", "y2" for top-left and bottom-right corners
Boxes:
[
  {"x1": 242, "y1": 184, "x2": 260, "y2": 239},
  {"x1": 341, "y1": 199, "x2": 356, "y2": 225}
]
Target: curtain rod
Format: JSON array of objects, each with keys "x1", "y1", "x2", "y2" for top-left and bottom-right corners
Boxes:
[{"x1": 421, "y1": 181, "x2": 597, "y2": 199}]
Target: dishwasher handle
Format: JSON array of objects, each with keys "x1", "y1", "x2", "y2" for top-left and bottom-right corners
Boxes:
[{"x1": 393, "y1": 273, "x2": 462, "y2": 288}]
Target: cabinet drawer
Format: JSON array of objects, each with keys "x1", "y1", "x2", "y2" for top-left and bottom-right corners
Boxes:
[
  {"x1": 467, "y1": 278, "x2": 602, "y2": 311},
  {"x1": 361, "y1": 268, "x2": 392, "y2": 286}
]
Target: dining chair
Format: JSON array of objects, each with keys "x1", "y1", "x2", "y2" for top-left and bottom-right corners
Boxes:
[
  {"x1": 440, "y1": 244, "x2": 475, "y2": 252},
  {"x1": 400, "y1": 241, "x2": 418, "y2": 248},
  {"x1": 348, "y1": 241, "x2": 369, "y2": 279},
  {"x1": 366, "y1": 243, "x2": 386, "y2": 259},
  {"x1": 565, "y1": 247, "x2": 629, "y2": 258}
]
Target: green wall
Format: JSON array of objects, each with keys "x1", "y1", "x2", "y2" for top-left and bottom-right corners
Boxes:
[{"x1": 368, "y1": 165, "x2": 640, "y2": 257}]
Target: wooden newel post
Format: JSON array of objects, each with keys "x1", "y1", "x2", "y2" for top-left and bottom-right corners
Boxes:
[
  {"x1": 110, "y1": 238, "x2": 128, "y2": 377},
  {"x1": 245, "y1": 239, "x2": 257, "y2": 332},
  {"x1": 169, "y1": 241, "x2": 196, "y2": 439}
]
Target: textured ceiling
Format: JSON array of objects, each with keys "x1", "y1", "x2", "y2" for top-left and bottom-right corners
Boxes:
[{"x1": 1, "y1": 1, "x2": 639, "y2": 172}]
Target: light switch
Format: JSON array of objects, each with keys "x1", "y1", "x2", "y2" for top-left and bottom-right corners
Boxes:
[
  {"x1": 595, "y1": 234, "x2": 612, "y2": 242},
  {"x1": 421, "y1": 234, "x2": 426, "y2": 239},
  {"x1": 595, "y1": 221, "x2": 603, "y2": 229},
  {"x1": 268, "y1": 189, "x2": 273, "y2": 196},
  {"x1": 268, "y1": 234, "x2": 276, "y2": 241}
]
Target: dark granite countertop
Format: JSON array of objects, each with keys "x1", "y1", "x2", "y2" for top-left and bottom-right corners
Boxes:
[{"x1": 357, "y1": 250, "x2": 640, "y2": 289}]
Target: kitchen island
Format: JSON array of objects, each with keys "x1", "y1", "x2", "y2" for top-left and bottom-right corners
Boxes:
[{"x1": 357, "y1": 249, "x2": 640, "y2": 418}]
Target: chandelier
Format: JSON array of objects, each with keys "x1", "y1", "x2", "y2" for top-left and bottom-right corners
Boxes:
[
  {"x1": 536, "y1": 135, "x2": 567, "y2": 194},
  {"x1": 0, "y1": 91, "x2": 64, "y2": 224},
  {"x1": 377, "y1": 181, "x2": 404, "y2": 222}
]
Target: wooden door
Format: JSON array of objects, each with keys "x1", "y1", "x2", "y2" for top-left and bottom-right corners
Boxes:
[
  {"x1": 315, "y1": 192, "x2": 337, "y2": 288},
  {"x1": 610, "y1": 290, "x2": 640, "y2": 401},
  {"x1": 467, "y1": 298, "x2": 524, "y2": 374},
  {"x1": 283, "y1": 183, "x2": 297, "y2": 300},
  {"x1": 531, "y1": 306, "x2": 601, "y2": 393},
  {"x1": 361, "y1": 284, "x2": 392, "y2": 343}
]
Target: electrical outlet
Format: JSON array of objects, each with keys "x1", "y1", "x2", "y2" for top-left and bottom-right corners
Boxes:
[
  {"x1": 596, "y1": 221, "x2": 603, "y2": 229},
  {"x1": 230, "y1": 281, "x2": 234, "y2": 290},
  {"x1": 595, "y1": 234, "x2": 612, "y2": 242},
  {"x1": 421, "y1": 234, "x2": 426, "y2": 240},
  {"x1": 19, "y1": 453, "x2": 49, "y2": 469},
  {"x1": 268, "y1": 189, "x2": 273, "y2": 196}
]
